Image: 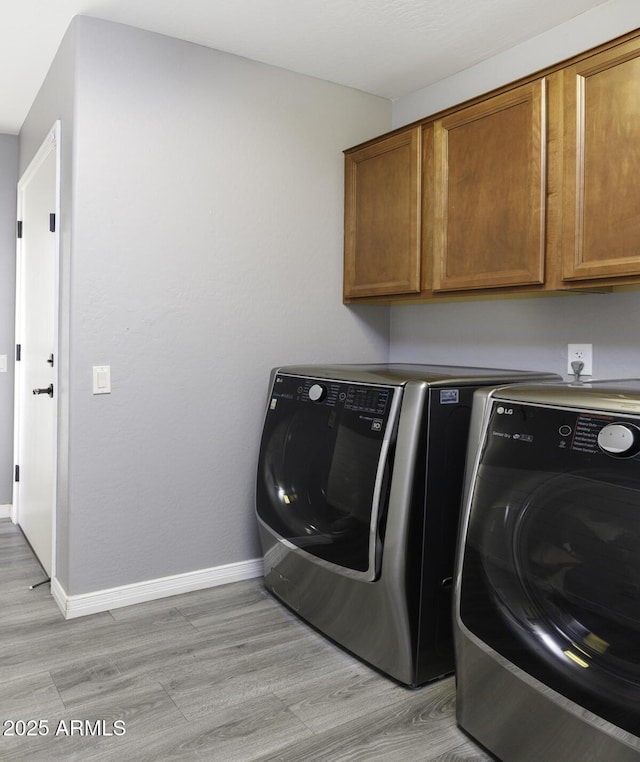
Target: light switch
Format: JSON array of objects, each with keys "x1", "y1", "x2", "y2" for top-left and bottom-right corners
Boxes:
[
  {"x1": 92, "y1": 365, "x2": 111, "y2": 394},
  {"x1": 0, "y1": 355, "x2": 6, "y2": 373}
]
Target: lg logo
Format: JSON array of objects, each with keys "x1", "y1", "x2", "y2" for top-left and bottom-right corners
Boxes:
[{"x1": 496, "y1": 406, "x2": 514, "y2": 415}]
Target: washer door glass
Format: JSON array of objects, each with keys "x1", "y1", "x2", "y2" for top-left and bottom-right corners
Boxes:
[
  {"x1": 462, "y1": 466, "x2": 640, "y2": 734},
  {"x1": 256, "y1": 375, "x2": 398, "y2": 578},
  {"x1": 515, "y1": 474, "x2": 640, "y2": 683}
]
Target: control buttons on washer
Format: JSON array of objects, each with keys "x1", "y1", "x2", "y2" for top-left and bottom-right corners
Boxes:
[
  {"x1": 308, "y1": 383, "x2": 327, "y2": 402},
  {"x1": 559, "y1": 425, "x2": 572, "y2": 437},
  {"x1": 597, "y1": 423, "x2": 640, "y2": 456}
]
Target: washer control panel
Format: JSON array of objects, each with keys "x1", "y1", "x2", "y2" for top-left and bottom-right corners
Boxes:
[{"x1": 272, "y1": 374, "x2": 392, "y2": 416}]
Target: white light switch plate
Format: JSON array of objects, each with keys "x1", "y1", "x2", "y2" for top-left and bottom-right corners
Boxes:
[{"x1": 92, "y1": 365, "x2": 111, "y2": 394}]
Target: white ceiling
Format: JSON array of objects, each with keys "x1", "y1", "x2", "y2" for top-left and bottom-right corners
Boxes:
[{"x1": 1, "y1": 0, "x2": 610, "y2": 134}]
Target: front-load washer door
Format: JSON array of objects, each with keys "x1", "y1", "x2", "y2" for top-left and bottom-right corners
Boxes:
[
  {"x1": 458, "y1": 400, "x2": 640, "y2": 736},
  {"x1": 256, "y1": 373, "x2": 401, "y2": 581}
]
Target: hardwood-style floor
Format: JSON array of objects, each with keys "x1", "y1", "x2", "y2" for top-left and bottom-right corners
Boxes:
[{"x1": 0, "y1": 518, "x2": 493, "y2": 761}]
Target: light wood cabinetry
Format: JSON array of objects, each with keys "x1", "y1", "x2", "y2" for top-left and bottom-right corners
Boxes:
[
  {"x1": 561, "y1": 38, "x2": 640, "y2": 283},
  {"x1": 432, "y1": 81, "x2": 546, "y2": 292},
  {"x1": 343, "y1": 127, "x2": 422, "y2": 299},
  {"x1": 343, "y1": 29, "x2": 640, "y2": 304}
]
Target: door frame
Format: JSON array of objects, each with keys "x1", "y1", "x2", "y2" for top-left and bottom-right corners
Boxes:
[{"x1": 12, "y1": 121, "x2": 61, "y2": 579}]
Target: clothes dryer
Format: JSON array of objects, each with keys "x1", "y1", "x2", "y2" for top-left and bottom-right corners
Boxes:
[
  {"x1": 455, "y1": 380, "x2": 640, "y2": 760},
  {"x1": 256, "y1": 364, "x2": 559, "y2": 687}
]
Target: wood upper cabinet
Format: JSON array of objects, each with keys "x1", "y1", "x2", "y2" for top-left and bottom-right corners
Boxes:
[
  {"x1": 561, "y1": 39, "x2": 640, "y2": 282},
  {"x1": 432, "y1": 80, "x2": 547, "y2": 292},
  {"x1": 344, "y1": 127, "x2": 422, "y2": 299},
  {"x1": 342, "y1": 30, "x2": 640, "y2": 303}
]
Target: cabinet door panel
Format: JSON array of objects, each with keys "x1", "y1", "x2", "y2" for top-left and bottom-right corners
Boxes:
[
  {"x1": 344, "y1": 128, "x2": 421, "y2": 299},
  {"x1": 563, "y1": 41, "x2": 640, "y2": 281},
  {"x1": 433, "y1": 81, "x2": 546, "y2": 292}
]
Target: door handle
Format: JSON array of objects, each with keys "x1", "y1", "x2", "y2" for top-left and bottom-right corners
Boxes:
[{"x1": 33, "y1": 384, "x2": 54, "y2": 397}]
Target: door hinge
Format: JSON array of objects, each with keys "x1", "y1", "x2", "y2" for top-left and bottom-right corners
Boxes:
[
  {"x1": 49, "y1": 213, "x2": 56, "y2": 233},
  {"x1": 16, "y1": 344, "x2": 21, "y2": 362},
  {"x1": 14, "y1": 465, "x2": 20, "y2": 483},
  {"x1": 17, "y1": 220, "x2": 22, "y2": 238}
]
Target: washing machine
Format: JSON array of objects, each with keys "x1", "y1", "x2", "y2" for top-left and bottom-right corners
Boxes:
[
  {"x1": 455, "y1": 380, "x2": 640, "y2": 760},
  {"x1": 255, "y1": 363, "x2": 559, "y2": 687}
]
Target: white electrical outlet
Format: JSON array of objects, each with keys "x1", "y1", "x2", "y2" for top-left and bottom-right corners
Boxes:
[{"x1": 567, "y1": 344, "x2": 593, "y2": 376}]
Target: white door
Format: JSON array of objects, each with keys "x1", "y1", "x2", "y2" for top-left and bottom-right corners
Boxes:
[{"x1": 13, "y1": 125, "x2": 60, "y2": 578}]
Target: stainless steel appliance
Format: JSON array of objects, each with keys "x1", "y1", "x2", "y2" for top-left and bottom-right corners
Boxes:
[
  {"x1": 255, "y1": 364, "x2": 559, "y2": 686},
  {"x1": 455, "y1": 380, "x2": 640, "y2": 760}
]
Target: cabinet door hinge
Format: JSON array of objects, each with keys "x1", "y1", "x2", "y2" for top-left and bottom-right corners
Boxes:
[
  {"x1": 16, "y1": 344, "x2": 21, "y2": 362},
  {"x1": 49, "y1": 213, "x2": 56, "y2": 233},
  {"x1": 17, "y1": 220, "x2": 23, "y2": 238},
  {"x1": 14, "y1": 465, "x2": 20, "y2": 483}
]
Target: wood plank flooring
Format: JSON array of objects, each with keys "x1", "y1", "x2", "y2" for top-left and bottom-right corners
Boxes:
[{"x1": 0, "y1": 519, "x2": 493, "y2": 761}]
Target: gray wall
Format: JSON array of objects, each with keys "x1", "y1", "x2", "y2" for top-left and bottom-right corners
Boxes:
[
  {"x1": 390, "y1": 294, "x2": 640, "y2": 378},
  {"x1": 390, "y1": 0, "x2": 640, "y2": 379},
  {"x1": 20, "y1": 16, "x2": 390, "y2": 596},
  {"x1": 0, "y1": 135, "x2": 18, "y2": 506}
]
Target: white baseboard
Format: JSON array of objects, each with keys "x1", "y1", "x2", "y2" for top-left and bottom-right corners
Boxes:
[
  {"x1": 0, "y1": 505, "x2": 11, "y2": 519},
  {"x1": 51, "y1": 557, "x2": 264, "y2": 619}
]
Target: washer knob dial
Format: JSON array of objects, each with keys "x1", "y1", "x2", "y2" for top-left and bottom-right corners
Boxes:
[
  {"x1": 597, "y1": 423, "x2": 639, "y2": 456},
  {"x1": 308, "y1": 383, "x2": 327, "y2": 402}
]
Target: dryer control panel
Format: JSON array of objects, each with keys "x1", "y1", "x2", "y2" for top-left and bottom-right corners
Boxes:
[{"x1": 486, "y1": 400, "x2": 640, "y2": 468}]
